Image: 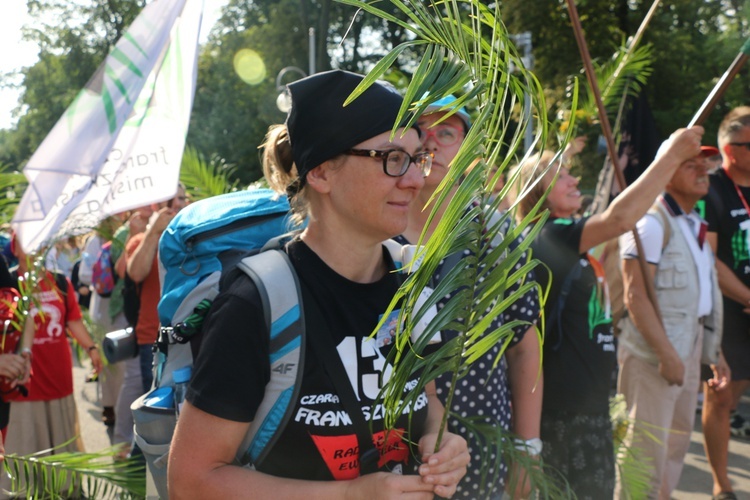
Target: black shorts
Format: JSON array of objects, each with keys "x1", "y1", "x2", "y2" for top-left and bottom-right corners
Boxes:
[{"x1": 721, "y1": 299, "x2": 750, "y2": 381}]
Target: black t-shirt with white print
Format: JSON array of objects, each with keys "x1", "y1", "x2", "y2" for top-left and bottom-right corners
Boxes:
[
  {"x1": 532, "y1": 217, "x2": 616, "y2": 414},
  {"x1": 703, "y1": 167, "x2": 750, "y2": 289},
  {"x1": 187, "y1": 239, "x2": 429, "y2": 480}
]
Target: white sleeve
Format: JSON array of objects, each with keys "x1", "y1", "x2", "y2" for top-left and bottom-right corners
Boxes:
[
  {"x1": 78, "y1": 236, "x2": 102, "y2": 286},
  {"x1": 619, "y1": 214, "x2": 665, "y2": 264}
]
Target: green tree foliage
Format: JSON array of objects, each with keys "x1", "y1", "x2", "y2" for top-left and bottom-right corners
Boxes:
[
  {"x1": 188, "y1": 0, "x2": 426, "y2": 184},
  {"x1": 504, "y1": 0, "x2": 749, "y2": 151}
]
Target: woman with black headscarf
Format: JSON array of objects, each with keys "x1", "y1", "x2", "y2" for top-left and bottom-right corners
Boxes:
[{"x1": 168, "y1": 70, "x2": 469, "y2": 499}]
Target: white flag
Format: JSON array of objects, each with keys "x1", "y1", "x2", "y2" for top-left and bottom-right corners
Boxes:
[{"x1": 12, "y1": 0, "x2": 203, "y2": 252}]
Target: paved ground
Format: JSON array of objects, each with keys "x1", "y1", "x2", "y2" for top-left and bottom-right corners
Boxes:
[
  {"x1": 674, "y1": 393, "x2": 750, "y2": 499},
  {"x1": 73, "y1": 361, "x2": 750, "y2": 498}
]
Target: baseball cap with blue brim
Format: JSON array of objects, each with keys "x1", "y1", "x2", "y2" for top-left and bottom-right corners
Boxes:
[{"x1": 423, "y1": 94, "x2": 472, "y2": 131}]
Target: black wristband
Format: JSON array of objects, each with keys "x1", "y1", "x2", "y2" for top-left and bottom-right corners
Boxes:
[{"x1": 87, "y1": 345, "x2": 98, "y2": 353}]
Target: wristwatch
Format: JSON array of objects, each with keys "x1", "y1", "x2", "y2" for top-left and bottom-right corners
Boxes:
[{"x1": 514, "y1": 437, "x2": 543, "y2": 456}]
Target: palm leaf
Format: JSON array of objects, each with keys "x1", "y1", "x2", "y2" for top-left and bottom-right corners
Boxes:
[
  {"x1": 3, "y1": 442, "x2": 146, "y2": 499},
  {"x1": 338, "y1": 0, "x2": 576, "y2": 494},
  {"x1": 558, "y1": 41, "x2": 654, "y2": 136},
  {"x1": 179, "y1": 146, "x2": 239, "y2": 202},
  {"x1": 610, "y1": 394, "x2": 655, "y2": 499}
]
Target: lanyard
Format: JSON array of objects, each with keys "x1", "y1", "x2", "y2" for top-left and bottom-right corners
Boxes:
[{"x1": 723, "y1": 166, "x2": 750, "y2": 219}]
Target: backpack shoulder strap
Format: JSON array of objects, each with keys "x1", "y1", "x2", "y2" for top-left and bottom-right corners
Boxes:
[
  {"x1": 382, "y1": 238, "x2": 408, "y2": 269},
  {"x1": 235, "y1": 249, "x2": 306, "y2": 467},
  {"x1": 648, "y1": 201, "x2": 672, "y2": 252},
  {"x1": 545, "y1": 261, "x2": 582, "y2": 351}
]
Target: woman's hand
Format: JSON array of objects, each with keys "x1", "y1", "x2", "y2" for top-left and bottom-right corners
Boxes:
[
  {"x1": 418, "y1": 430, "x2": 470, "y2": 498},
  {"x1": 0, "y1": 353, "x2": 28, "y2": 386},
  {"x1": 88, "y1": 347, "x2": 103, "y2": 374},
  {"x1": 343, "y1": 472, "x2": 436, "y2": 500}
]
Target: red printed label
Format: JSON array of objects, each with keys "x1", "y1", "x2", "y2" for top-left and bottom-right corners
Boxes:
[{"x1": 310, "y1": 428, "x2": 409, "y2": 480}]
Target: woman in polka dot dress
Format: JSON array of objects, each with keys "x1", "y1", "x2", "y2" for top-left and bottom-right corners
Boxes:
[{"x1": 397, "y1": 95, "x2": 542, "y2": 499}]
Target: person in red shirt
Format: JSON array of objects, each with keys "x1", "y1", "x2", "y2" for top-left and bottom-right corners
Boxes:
[
  {"x1": 3, "y1": 234, "x2": 102, "y2": 464},
  {"x1": 0, "y1": 256, "x2": 31, "y2": 445},
  {"x1": 126, "y1": 185, "x2": 188, "y2": 395}
]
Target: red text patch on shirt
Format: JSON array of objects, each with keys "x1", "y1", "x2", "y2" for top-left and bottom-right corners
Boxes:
[{"x1": 310, "y1": 428, "x2": 409, "y2": 480}]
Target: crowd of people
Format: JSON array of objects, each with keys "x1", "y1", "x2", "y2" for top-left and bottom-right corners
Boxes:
[{"x1": 0, "y1": 69, "x2": 748, "y2": 500}]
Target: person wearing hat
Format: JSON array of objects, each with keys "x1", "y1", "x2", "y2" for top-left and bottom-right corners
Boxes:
[
  {"x1": 396, "y1": 95, "x2": 543, "y2": 499},
  {"x1": 168, "y1": 70, "x2": 469, "y2": 498},
  {"x1": 615, "y1": 145, "x2": 728, "y2": 499},
  {"x1": 511, "y1": 125, "x2": 704, "y2": 499}
]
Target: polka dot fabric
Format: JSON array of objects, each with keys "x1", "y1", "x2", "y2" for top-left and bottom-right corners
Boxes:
[{"x1": 396, "y1": 209, "x2": 540, "y2": 499}]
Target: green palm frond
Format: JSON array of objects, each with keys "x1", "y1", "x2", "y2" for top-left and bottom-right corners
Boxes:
[
  {"x1": 339, "y1": 0, "x2": 576, "y2": 489},
  {"x1": 3, "y1": 442, "x2": 146, "y2": 499},
  {"x1": 597, "y1": 43, "x2": 653, "y2": 113},
  {"x1": 459, "y1": 416, "x2": 574, "y2": 498},
  {"x1": 179, "y1": 146, "x2": 239, "y2": 202},
  {"x1": 0, "y1": 163, "x2": 26, "y2": 222},
  {"x1": 557, "y1": 41, "x2": 653, "y2": 136},
  {"x1": 611, "y1": 394, "x2": 656, "y2": 499}
]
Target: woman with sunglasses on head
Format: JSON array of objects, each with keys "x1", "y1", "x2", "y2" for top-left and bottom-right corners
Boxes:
[
  {"x1": 396, "y1": 96, "x2": 542, "y2": 499},
  {"x1": 168, "y1": 70, "x2": 469, "y2": 499},
  {"x1": 512, "y1": 126, "x2": 703, "y2": 499}
]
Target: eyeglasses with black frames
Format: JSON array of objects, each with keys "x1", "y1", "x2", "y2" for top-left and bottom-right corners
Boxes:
[
  {"x1": 730, "y1": 142, "x2": 750, "y2": 150},
  {"x1": 343, "y1": 149, "x2": 433, "y2": 177},
  {"x1": 419, "y1": 124, "x2": 464, "y2": 147}
]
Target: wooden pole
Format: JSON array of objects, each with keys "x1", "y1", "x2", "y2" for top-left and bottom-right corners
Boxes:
[
  {"x1": 565, "y1": 0, "x2": 663, "y2": 317},
  {"x1": 688, "y1": 38, "x2": 750, "y2": 127}
]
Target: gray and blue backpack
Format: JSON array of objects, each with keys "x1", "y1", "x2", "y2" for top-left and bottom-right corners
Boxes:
[
  {"x1": 132, "y1": 188, "x2": 304, "y2": 498},
  {"x1": 133, "y1": 187, "x2": 412, "y2": 498}
]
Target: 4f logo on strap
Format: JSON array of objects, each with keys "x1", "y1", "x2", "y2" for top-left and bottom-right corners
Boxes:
[{"x1": 272, "y1": 363, "x2": 296, "y2": 375}]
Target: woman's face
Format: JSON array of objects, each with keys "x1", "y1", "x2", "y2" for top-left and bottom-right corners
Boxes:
[
  {"x1": 544, "y1": 166, "x2": 582, "y2": 218},
  {"x1": 318, "y1": 127, "x2": 425, "y2": 241},
  {"x1": 417, "y1": 112, "x2": 465, "y2": 191}
]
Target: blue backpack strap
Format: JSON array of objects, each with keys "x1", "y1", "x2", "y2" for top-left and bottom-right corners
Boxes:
[{"x1": 235, "y1": 249, "x2": 305, "y2": 467}]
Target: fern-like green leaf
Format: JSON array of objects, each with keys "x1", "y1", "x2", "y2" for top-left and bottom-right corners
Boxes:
[
  {"x1": 179, "y1": 146, "x2": 239, "y2": 201},
  {"x1": 3, "y1": 442, "x2": 146, "y2": 499}
]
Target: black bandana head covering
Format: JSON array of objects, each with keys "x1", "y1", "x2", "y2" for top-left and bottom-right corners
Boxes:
[{"x1": 285, "y1": 69, "x2": 415, "y2": 186}]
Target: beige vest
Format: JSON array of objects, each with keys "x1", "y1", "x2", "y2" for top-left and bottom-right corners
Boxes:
[{"x1": 619, "y1": 203, "x2": 722, "y2": 365}]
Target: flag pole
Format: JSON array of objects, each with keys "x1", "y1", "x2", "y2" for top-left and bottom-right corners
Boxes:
[
  {"x1": 590, "y1": 0, "x2": 661, "y2": 215},
  {"x1": 610, "y1": 0, "x2": 661, "y2": 83},
  {"x1": 564, "y1": 0, "x2": 663, "y2": 318},
  {"x1": 688, "y1": 38, "x2": 750, "y2": 127}
]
